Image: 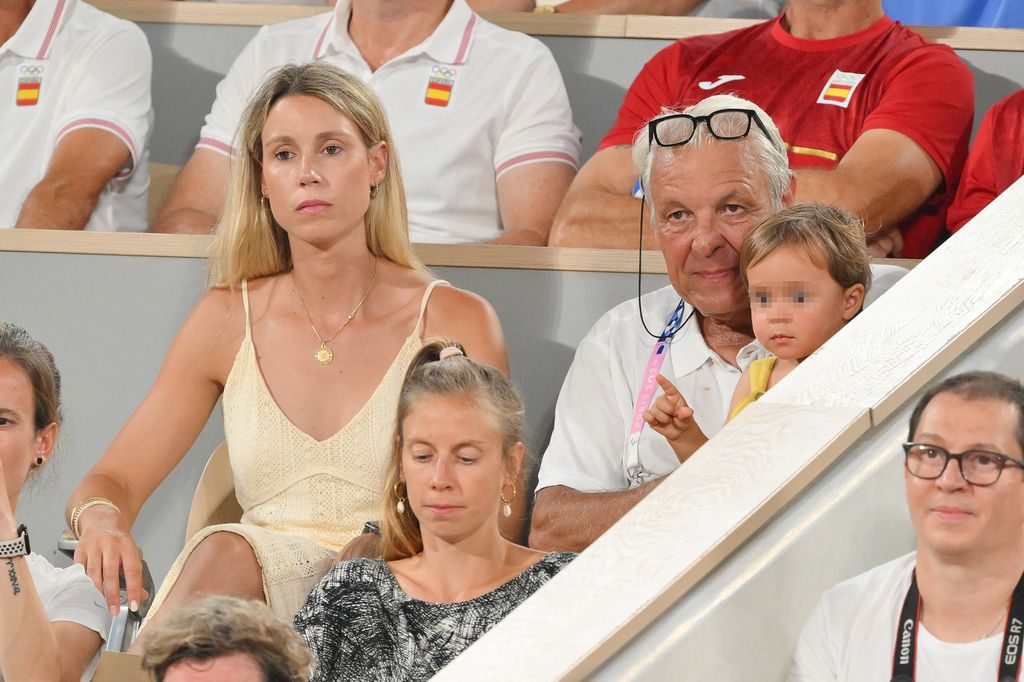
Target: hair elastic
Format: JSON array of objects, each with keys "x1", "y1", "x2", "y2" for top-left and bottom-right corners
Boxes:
[{"x1": 439, "y1": 346, "x2": 464, "y2": 360}]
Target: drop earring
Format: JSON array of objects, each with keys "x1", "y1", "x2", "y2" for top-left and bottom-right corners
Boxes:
[
  {"x1": 500, "y1": 483, "x2": 516, "y2": 518},
  {"x1": 394, "y1": 481, "x2": 406, "y2": 514}
]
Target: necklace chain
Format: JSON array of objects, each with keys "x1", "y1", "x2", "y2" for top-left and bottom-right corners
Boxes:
[{"x1": 292, "y1": 256, "x2": 378, "y2": 365}]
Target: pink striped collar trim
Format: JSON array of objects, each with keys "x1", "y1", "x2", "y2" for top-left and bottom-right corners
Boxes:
[
  {"x1": 312, "y1": 13, "x2": 334, "y2": 60},
  {"x1": 452, "y1": 13, "x2": 476, "y2": 65},
  {"x1": 3, "y1": 0, "x2": 72, "y2": 60},
  {"x1": 36, "y1": 0, "x2": 68, "y2": 59}
]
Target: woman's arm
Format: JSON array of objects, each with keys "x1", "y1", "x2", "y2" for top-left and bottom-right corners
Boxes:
[
  {"x1": 0, "y1": 466, "x2": 101, "y2": 681},
  {"x1": 66, "y1": 289, "x2": 239, "y2": 616},
  {"x1": 421, "y1": 287, "x2": 509, "y2": 375}
]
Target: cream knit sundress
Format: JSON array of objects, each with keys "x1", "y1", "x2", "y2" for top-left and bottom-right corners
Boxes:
[{"x1": 146, "y1": 279, "x2": 449, "y2": 623}]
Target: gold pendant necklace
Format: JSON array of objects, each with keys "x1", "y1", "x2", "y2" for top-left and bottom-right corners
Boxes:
[{"x1": 293, "y1": 257, "x2": 378, "y2": 365}]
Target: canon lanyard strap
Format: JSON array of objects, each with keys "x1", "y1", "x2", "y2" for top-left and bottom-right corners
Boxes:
[
  {"x1": 625, "y1": 299, "x2": 688, "y2": 486},
  {"x1": 891, "y1": 569, "x2": 1024, "y2": 682}
]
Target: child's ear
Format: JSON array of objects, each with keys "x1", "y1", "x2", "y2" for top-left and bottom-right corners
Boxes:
[{"x1": 841, "y1": 283, "x2": 866, "y2": 321}]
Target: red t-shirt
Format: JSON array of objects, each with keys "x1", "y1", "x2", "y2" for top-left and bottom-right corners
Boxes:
[
  {"x1": 947, "y1": 89, "x2": 1024, "y2": 232},
  {"x1": 601, "y1": 16, "x2": 974, "y2": 258}
]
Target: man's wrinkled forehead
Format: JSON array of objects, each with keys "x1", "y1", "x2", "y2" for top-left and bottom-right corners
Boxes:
[{"x1": 649, "y1": 141, "x2": 768, "y2": 204}]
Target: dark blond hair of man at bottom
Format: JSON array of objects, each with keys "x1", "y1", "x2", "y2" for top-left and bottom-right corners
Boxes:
[
  {"x1": 141, "y1": 596, "x2": 311, "y2": 682},
  {"x1": 789, "y1": 371, "x2": 1024, "y2": 681}
]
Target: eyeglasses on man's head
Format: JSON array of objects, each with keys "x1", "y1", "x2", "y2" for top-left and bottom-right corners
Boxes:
[{"x1": 647, "y1": 108, "x2": 783, "y2": 153}]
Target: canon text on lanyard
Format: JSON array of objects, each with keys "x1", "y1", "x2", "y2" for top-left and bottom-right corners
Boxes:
[
  {"x1": 625, "y1": 299, "x2": 690, "y2": 487},
  {"x1": 891, "y1": 569, "x2": 1024, "y2": 682}
]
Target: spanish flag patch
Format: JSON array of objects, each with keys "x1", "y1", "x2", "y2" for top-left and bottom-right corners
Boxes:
[
  {"x1": 16, "y1": 78, "x2": 41, "y2": 107},
  {"x1": 425, "y1": 78, "x2": 452, "y2": 107},
  {"x1": 816, "y1": 70, "x2": 865, "y2": 109},
  {"x1": 425, "y1": 65, "x2": 457, "y2": 108}
]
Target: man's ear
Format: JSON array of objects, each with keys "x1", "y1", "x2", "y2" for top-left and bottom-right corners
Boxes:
[
  {"x1": 841, "y1": 283, "x2": 866, "y2": 321},
  {"x1": 781, "y1": 174, "x2": 797, "y2": 208}
]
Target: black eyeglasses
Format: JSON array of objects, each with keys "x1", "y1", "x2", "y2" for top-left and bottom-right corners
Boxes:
[
  {"x1": 903, "y1": 442, "x2": 1024, "y2": 487},
  {"x1": 647, "y1": 108, "x2": 783, "y2": 153}
]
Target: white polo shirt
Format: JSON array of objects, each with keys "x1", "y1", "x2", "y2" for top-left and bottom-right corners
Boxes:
[
  {"x1": 0, "y1": 0, "x2": 152, "y2": 231},
  {"x1": 198, "y1": 0, "x2": 580, "y2": 244},
  {"x1": 537, "y1": 264, "x2": 908, "y2": 493},
  {"x1": 537, "y1": 285, "x2": 766, "y2": 493}
]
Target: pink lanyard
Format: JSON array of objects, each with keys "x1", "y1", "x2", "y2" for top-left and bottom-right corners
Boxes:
[{"x1": 626, "y1": 300, "x2": 688, "y2": 486}]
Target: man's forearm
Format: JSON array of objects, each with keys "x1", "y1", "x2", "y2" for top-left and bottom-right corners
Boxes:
[
  {"x1": 15, "y1": 182, "x2": 97, "y2": 230},
  {"x1": 151, "y1": 207, "x2": 219, "y2": 234},
  {"x1": 528, "y1": 480, "x2": 664, "y2": 552},
  {"x1": 548, "y1": 188, "x2": 656, "y2": 248}
]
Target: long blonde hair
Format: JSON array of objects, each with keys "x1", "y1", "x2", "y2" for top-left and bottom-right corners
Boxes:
[
  {"x1": 381, "y1": 339, "x2": 525, "y2": 561},
  {"x1": 207, "y1": 62, "x2": 422, "y2": 288}
]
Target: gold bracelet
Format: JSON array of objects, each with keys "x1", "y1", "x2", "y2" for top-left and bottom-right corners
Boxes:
[
  {"x1": 534, "y1": 4, "x2": 558, "y2": 12},
  {"x1": 70, "y1": 497, "x2": 121, "y2": 540}
]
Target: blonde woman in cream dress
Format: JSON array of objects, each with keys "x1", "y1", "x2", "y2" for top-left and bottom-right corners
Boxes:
[{"x1": 65, "y1": 63, "x2": 509, "y2": 648}]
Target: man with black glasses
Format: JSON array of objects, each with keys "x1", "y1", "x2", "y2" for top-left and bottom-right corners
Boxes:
[
  {"x1": 789, "y1": 371, "x2": 1024, "y2": 681},
  {"x1": 549, "y1": 0, "x2": 973, "y2": 259}
]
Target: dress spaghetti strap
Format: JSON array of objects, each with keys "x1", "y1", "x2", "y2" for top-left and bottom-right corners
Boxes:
[
  {"x1": 414, "y1": 280, "x2": 450, "y2": 338},
  {"x1": 240, "y1": 279, "x2": 252, "y2": 341}
]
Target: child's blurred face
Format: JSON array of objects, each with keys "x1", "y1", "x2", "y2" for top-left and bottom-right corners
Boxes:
[{"x1": 746, "y1": 245, "x2": 864, "y2": 361}]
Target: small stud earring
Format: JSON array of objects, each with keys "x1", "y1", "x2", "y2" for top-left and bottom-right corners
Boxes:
[{"x1": 34, "y1": 457, "x2": 44, "y2": 467}]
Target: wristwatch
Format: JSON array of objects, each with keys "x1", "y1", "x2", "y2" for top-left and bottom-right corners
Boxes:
[{"x1": 0, "y1": 525, "x2": 30, "y2": 558}]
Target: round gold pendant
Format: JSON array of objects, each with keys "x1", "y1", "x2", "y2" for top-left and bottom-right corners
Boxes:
[{"x1": 315, "y1": 343, "x2": 334, "y2": 365}]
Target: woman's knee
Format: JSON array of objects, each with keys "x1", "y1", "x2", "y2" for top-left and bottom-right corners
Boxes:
[{"x1": 185, "y1": 532, "x2": 262, "y2": 588}]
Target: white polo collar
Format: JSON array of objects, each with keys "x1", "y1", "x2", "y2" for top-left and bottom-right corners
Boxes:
[
  {"x1": 320, "y1": 0, "x2": 479, "y2": 65},
  {"x1": 3, "y1": 0, "x2": 75, "y2": 60},
  {"x1": 668, "y1": 306, "x2": 762, "y2": 378}
]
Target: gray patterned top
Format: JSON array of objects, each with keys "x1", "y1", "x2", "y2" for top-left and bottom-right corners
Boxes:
[{"x1": 294, "y1": 552, "x2": 576, "y2": 681}]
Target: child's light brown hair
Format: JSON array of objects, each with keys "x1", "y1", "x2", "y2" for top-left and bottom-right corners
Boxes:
[{"x1": 740, "y1": 203, "x2": 872, "y2": 295}]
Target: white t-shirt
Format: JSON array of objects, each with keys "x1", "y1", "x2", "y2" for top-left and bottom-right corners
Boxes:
[
  {"x1": 788, "y1": 552, "x2": 1005, "y2": 682},
  {"x1": 0, "y1": 0, "x2": 152, "y2": 231},
  {"x1": 5, "y1": 554, "x2": 110, "y2": 682},
  {"x1": 198, "y1": 0, "x2": 581, "y2": 244},
  {"x1": 536, "y1": 264, "x2": 907, "y2": 493}
]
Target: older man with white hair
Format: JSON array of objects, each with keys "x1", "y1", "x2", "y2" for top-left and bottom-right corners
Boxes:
[{"x1": 529, "y1": 94, "x2": 902, "y2": 552}]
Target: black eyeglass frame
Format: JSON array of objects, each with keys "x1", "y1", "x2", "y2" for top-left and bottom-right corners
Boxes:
[
  {"x1": 902, "y1": 441, "x2": 1024, "y2": 487},
  {"x1": 646, "y1": 108, "x2": 784, "y2": 153}
]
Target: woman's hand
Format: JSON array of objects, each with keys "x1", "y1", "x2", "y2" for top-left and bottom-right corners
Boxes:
[
  {"x1": 73, "y1": 506, "x2": 144, "y2": 618},
  {"x1": 643, "y1": 374, "x2": 709, "y2": 464}
]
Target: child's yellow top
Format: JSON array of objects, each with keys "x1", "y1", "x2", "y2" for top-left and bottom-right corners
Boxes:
[{"x1": 730, "y1": 355, "x2": 777, "y2": 418}]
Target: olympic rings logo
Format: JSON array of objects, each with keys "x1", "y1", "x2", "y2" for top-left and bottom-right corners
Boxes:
[
  {"x1": 19, "y1": 65, "x2": 44, "y2": 75},
  {"x1": 431, "y1": 65, "x2": 457, "y2": 78}
]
